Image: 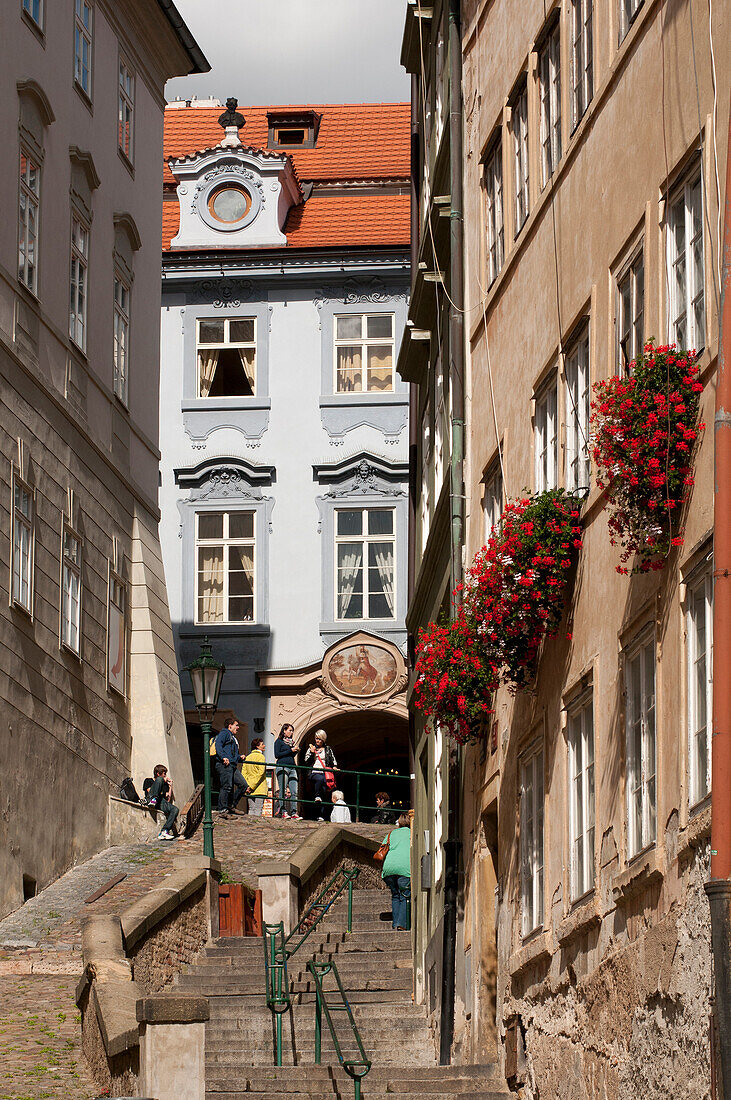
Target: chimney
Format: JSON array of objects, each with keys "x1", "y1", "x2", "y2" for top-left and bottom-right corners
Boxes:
[{"x1": 218, "y1": 97, "x2": 245, "y2": 148}]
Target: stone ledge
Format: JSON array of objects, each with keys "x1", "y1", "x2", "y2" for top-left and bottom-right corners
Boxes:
[
  {"x1": 678, "y1": 804, "x2": 711, "y2": 860},
  {"x1": 509, "y1": 929, "x2": 552, "y2": 977},
  {"x1": 121, "y1": 869, "x2": 207, "y2": 950},
  {"x1": 557, "y1": 897, "x2": 602, "y2": 946},
  {"x1": 612, "y1": 847, "x2": 664, "y2": 904},
  {"x1": 94, "y1": 978, "x2": 144, "y2": 1057},
  {"x1": 136, "y1": 995, "x2": 209, "y2": 1024},
  {"x1": 259, "y1": 826, "x2": 380, "y2": 885}
]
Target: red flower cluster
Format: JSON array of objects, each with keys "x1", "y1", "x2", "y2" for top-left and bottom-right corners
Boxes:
[
  {"x1": 414, "y1": 490, "x2": 582, "y2": 741},
  {"x1": 591, "y1": 342, "x2": 704, "y2": 573}
]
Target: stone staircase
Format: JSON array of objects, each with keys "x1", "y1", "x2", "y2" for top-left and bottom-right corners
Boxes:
[{"x1": 173, "y1": 886, "x2": 508, "y2": 1099}]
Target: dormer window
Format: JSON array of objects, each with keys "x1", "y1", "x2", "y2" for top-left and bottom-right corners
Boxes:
[
  {"x1": 267, "y1": 110, "x2": 321, "y2": 149},
  {"x1": 208, "y1": 183, "x2": 252, "y2": 225}
]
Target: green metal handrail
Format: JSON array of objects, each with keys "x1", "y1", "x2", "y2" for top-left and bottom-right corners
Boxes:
[
  {"x1": 263, "y1": 866, "x2": 360, "y2": 1066},
  {"x1": 284, "y1": 866, "x2": 359, "y2": 959},
  {"x1": 262, "y1": 920, "x2": 290, "y2": 1066},
  {"x1": 308, "y1": 958, "x2": 371, "y2": 1100}
]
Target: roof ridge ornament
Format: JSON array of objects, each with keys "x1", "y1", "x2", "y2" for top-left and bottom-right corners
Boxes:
[{"x1": 218, "y1": 97, "x2": 246, "y2": 148}]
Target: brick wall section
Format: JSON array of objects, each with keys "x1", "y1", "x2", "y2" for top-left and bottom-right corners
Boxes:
[
  {"x1": 299, "y1": 843, "x2": 385, "y2": 915},
  {"x1": 78, "y1": 982, "x2": 139, "y2": 1095},
  {"x1": 130, "y1": 884, "x2": 208, "y2": 993}
]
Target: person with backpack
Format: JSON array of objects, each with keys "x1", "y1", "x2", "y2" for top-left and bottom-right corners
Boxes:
[
  {"x1": 214, "y1": 718, "x2": 247, "y2": 818},
  {"x1": 147, "y1": 764, "x2": 180, "y2": 841}
]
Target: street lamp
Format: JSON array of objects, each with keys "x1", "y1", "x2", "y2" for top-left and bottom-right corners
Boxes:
[{"x1": 185, "y1": 637, "x2": 225, "y2": 858}]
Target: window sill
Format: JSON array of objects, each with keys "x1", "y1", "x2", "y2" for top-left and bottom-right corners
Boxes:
[
  {"x1": 509, "y1": 929, "x2": 551, "y2": 977},
  {"x1": 60, "y1": 641, "x2": 82, "y2": 662},
  {"x1": 118, "y1": 148, "x2": 135, "y2": 179},
  {"x1": 612, "y1": 846, "x2": 664, "y2": 904},
  {"x1": 73, "y1": 81, "x2": 93, "y2": 115},
  {"x1": 11, "y1": 599, "x2": 34, "y2": 622},
  {"x1": 182, "y1": 397, "x2": 271, "y2": 411},
  {"x1": 320, "y1": 393, "x2": 407, "y2": 407},
  {"x1": 557, "y1": 895, "x2": 601, "y2": 946},
  {"x1": 21, "y1": 9, "x2": 45, "y2": 45},
  {"x1": 678, "y1": 801, "x2": 711, "y2": 861},
  {"x1": 180, "y1": 624, "x2": 270, "y2": 638}
]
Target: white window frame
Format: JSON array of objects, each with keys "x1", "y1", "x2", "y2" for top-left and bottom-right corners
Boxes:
[
  {"x1": 196, "y1": 317, "x2": 256, "y2": 399},
  {"x1": 334, "y1": 507, "x2": 396, "y2": 622},
  {"x1": 118, "y1": 56, "x2": 135, "y2": 162},
  {"x1": 482, "y1": 462, "x2": 503, "y2": 542},
  {"x1": 619, "y1": 0, "x2": 642, "y2": 43},
  {"x1": 687, "y1": 567, "x2": 713, "y2": 807},
  {"x1": 113, "y1": 272, "x2": 130, "y2": 405},
  {"x1": 571, "y1": 0, "x2": 593, "y2": 130},
  {"x1": 616, "y1": 246, "x2": 645, "y2": 372},
  {"x1": 18, "y1": 149, "x2": 40, "y2": 294},
  {"x1": 22, "y1": 0, "x2": 43, "y2": 29},
  {"x1": 434, "y1": 365, "x2": 445, "y2": 501},
  {"x1": 539, "y1": 22, "x2": 562, "y2": 188},
  {"x1": 484, "y1": 141, "x2": 504, "y2": 286},
  {"x1": 534, "y1": 376, "x2": 558, "y2": 492},
  {"x1": 511, "y1": 82, "x2": 530, "y2": 235},
  {"x1": 195, "y1": 511, "x2": 256, "y2": 626},
  {"x1": 333, "y1": 313, "x2": 395, "y2": 394},
  {"x1": 565, "y1": 325, "x2": 591, "y2": 493},
  {"x1": 421, "y1": 407, "x2": 432, "y2": 553},
  {"x1": 69, "y1": 214, "x2": 89, "y2": 352},
  {"x1": 61, "y1": 523, "x2": 82, "y2": 655},
  {"x1": 74, "y1": 0, "x2": 93, "y2": 98},
  {"x1": 10, "y1": 468, "x2": 35, "y2": 616},
  {"x1": 625, "y1": 634, "x2": 657, "y2": 859},
  {"x1": 667, "y1": 168, "x2": 705, "y2": 351},
  {"x1": 107, "y1": 566, "x2": 127, "y2": 695},
  {"x1": 521, "y1": 746, "x2": 545, "y2": 938},
  {"x1": 568, "y1": 692, "x2": 595, "y2": 900}
]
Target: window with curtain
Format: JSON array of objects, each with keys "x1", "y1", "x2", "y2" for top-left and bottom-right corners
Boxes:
[
  {"x1": 335, "y1": 508, "x2": 395, "y2": 620},
  {"x1": 565, "y1": 324, "x2": 591, "y2": 493},
  {"x1": 197, "y1": 318, "x2": 256, "y2": 397},
  {"x1": 625, "y1": 635, "x2": 656, "y2": 858},
  {"x1": 568, "y1": 692, "x2": 595, "y2": 899},
  {"x1": 334, "y1": 314, "x2": 394, "y2": 393},
  {"x1": 687, "y1": 567, "x2": 712, "y2": 807},
  {"x1": 196, "y1": 511, "x2": 255, "y2": 624},
  {"x1": 616, "y1": 247, "x2": 644, "y2": 372},
  {"x1": 521, "y1": 746, "x2": 545, "y2": 937}
]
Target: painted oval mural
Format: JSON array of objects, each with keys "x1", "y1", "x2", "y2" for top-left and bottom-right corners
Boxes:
[{"x1": 328, "y1": 644, "x2": 398, "y2": 697}]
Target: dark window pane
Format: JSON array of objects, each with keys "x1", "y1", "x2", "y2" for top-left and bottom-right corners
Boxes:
[{"x1": 337, "y1": 511, "x2": 362, "y2": 536}]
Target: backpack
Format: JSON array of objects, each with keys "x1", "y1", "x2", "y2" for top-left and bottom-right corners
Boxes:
[{"x1": 120, "y1": 777, "x2": 140, "y2": 804}]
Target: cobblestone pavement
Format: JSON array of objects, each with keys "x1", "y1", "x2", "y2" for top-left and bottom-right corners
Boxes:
[{"x1": 0, "y1": 975, "x2": 97, "y2": 1100}]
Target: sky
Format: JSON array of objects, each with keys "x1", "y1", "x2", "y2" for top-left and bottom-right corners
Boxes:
[{"x1": 166, "y1": 0, "x2": 410, "y2": 106}]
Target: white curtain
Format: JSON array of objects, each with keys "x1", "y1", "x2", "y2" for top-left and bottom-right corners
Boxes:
[
  {"x1": 338, "y1": 544, "x2": 362, "y2": 618},
  {"x1": 336, "y1": 347, "x2": 362, "y2": 392},
  {"x1": 199, "y1": 547, "x2": 224, "y2": 621},
  {"x1": 373, "y1": 543, "x2": 395, "y2": 616},
  {"x1": 199, "y1": 350, "x2": 219, "y2": 397},
  {"x1": 237, "y1": 348, "x2": 256, "y2": 394}
]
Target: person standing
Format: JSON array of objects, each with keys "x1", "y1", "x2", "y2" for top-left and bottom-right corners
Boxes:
[
  {"x1": 273, "y1": 723, "x2": 300, "y2": 818},
  {"x1": 148, "y1": 764, "x2": 180, "y2": 840},
  {"x1": 304, "y1": 730, "x2": 337, "y2": 820},
  {"x1": 381, "y1": 814, "x2": 412, "y2": 930},
  {"x1": 330, "y1": 790, "x2": 351, "y2": 823},
  {"x1": 241, "y1": 738, "x2": 268, "y2": 815},
  {"x1": 214, "y1": 718, "x2": 246, "y2": 818}
]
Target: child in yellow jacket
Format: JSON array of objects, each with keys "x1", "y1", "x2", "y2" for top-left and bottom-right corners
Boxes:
[{"x1": 241, "y1": 738, "x2": 267, "y2": 815}]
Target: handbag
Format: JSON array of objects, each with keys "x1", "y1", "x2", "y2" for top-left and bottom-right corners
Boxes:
[
  {"x1": 324, "y1": 769, "x2": 337, "y2": 791},
  {"x1": 373, "y1": 835, "x2": 390, "y2": 864}
]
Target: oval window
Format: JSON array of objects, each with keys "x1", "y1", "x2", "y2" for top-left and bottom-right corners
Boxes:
[{"x1": 208, "y1": 185, "x2": 251, "y2": 224}]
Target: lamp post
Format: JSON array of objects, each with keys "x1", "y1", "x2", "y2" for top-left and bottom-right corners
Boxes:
[{"x1": 185, "y1": 637, "x2": 225, "y2": 859}]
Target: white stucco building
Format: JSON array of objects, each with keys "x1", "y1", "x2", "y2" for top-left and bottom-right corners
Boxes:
[{"x1": 159, "y1": 99, "x2": 412, "y2": 802}]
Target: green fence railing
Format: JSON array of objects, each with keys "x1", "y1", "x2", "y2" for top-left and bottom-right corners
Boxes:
[
  {"x1": 308, "y1": 957, "x2": 371, "y2": 1100},
  {"x1": 263, "y1": 866, "x2": 361, "y2": 1066},
  {"x1": 228, "y1": 762, "x2": 410, "y2": 822}
]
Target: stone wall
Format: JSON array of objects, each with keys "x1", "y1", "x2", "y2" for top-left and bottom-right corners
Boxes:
[
  {"x1": 299, "y1": 841, "x2": 384, "y2": 915},
  {"x1": 130, "y1": 884, "x2": 207, "y2": 993},
  {"x1": 503, "y1": 846, "x2": 712, "y2": 1100}
]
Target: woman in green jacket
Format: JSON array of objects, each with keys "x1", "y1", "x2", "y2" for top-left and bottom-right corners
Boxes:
[
  {"x1": 381, "y1": 814, "x2": 411, "y2": 930},
  {"x1": 241, "y1": 738, "x2": 267, "y2": 815}
]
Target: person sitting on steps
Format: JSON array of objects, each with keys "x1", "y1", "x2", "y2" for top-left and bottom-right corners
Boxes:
[{"x1": 148, "y1": 764, "x2": 181, "y2": 841}]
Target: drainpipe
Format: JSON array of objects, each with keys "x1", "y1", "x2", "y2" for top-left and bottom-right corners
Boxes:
[
  {"x1": 440, "y1": 0, "x2": 464, "y2": 1066},
  {"x1": 409, "y1": 72, "x2": 420, "y2": 816},
  {"x1": 706, "y1": 92, "x2": 731, "y2": 1100}
]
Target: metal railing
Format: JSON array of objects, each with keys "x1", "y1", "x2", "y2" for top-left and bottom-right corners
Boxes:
[
  {"x1": 263, "y1": 866, "x2": 361, "y2": 1066},
  {"x1": 308, "y1": 958, "x2": 371, "y2": 1100}
]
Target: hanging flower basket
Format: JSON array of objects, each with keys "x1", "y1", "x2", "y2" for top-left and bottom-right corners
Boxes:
[{"x1": 590, "y1": 342, "x2": 705, "y2": 573}]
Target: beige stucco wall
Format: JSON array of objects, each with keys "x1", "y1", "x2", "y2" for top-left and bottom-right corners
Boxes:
[
  {"x1": 457, "y1": 0, "x2": 728, "y2": 1093},
  {"x1": 0, "y1": 0, "x2": 198, "y2": 917}
]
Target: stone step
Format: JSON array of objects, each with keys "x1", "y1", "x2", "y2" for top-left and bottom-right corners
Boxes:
[
  {"x1": 191, "y1": 957, "x2": 412, "y2": 976},
  {"x1": 290, "y1": 976, "x2": 413, "y2": 993}
]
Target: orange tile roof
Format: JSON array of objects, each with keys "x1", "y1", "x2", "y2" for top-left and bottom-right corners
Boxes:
[
  {"x1": 163, "y1": 102, "x2": 410, "y2": 186},
  {"x1": 162, "y1": 102, "x2": 411, "y2": 253},
  {"x1": 162, "y1": 192, "x2": 410, "y2": 251}
]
